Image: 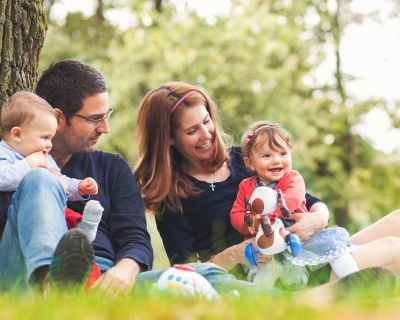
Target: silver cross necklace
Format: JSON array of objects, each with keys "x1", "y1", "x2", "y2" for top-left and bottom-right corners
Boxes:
[
  {"x1": 186, "y1": 170, "x2": 217, "y2": 191},
  {"x1": 210, "y1": 170, "x2": 217, "y2": 191}
]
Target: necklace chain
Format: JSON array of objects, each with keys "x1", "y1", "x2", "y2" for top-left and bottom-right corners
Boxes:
[{"x1": 185, "y1": 170, "x2": 217, "y2": 191}]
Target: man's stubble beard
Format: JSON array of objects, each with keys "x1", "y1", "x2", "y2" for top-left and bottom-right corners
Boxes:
[{"x1": 51, "y1": 127, "x2": 99, "y2": 158}]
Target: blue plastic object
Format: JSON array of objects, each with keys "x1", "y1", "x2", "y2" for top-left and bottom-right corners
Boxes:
[
  {"x1": 288, "y1": 233, "x2": 302, "y2": 257},
  {"x1": 244, "y1": 233, "x2": 303, "y2": 267},
  {"x1": 245, "y1": 243, "x2": 260, "y2": 267}
]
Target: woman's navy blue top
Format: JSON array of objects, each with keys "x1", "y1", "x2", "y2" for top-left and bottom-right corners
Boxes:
[{"x1": 156, "y1": 147, "x2": 321, "y2": 268}]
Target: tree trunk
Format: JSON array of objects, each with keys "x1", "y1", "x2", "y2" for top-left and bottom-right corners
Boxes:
[{"x1": 0, "y1": 0, "x2": 47, "y2": 108}]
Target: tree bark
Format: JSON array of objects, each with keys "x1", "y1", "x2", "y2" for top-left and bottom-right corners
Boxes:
[{"x1": 0, "y1": 0, "x2": 47, "y2": 108}]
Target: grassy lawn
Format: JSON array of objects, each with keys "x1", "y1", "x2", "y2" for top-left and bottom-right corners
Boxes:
[
  {"x1": 2, "y1": 218, "x2": 398, "y2": 319},
  {"x1": 1, "y1": 283, "x2": 399, "y2": 320}
]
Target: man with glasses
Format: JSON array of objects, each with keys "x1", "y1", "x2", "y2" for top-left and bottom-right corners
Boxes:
[{"x1": 0, "y1": 60, "x2": 153, "y2": 294}]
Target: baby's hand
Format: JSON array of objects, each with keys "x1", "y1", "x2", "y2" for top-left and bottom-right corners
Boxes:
[
  {"x1": 25, "y1": 151, "x2": 48, "y2": 169},
  {"x1": 249, "y1": 214, "x2": 262, "y2": 235},
  {"x1": 78, "y1": 177, "x2": 98, "y2": 196},
  {"x1": 247, "y1": 226, "x2": 256, "y2": 235}
]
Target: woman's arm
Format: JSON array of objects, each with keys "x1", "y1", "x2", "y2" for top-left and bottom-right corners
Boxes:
[
  {"x1": 286, "y1": 202, "x2": 329, "y2": 242},
  {"x1": 209, "y1": 238, "x2": 272, "y2": 271},
  {"x1": 158, "y1": 209, "x2": 272, "y2": 272}
]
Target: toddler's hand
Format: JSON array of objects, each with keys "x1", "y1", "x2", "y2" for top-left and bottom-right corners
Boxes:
[
  {"x1": 250, "y1": 214, "x2": 262, "y2": 234},
  {"x1": 25, "y1": 151, "x2": 48, "y2": 169},
  {"x1": 79, "y1": 177, "x2": 98, "y2": 196}
]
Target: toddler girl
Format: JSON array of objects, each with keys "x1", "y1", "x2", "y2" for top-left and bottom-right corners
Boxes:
[{"x1": 230, "y1": 121, "x2": 359, "y2": 290}]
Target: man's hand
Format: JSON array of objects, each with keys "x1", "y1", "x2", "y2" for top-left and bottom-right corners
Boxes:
[
  {"x1": 25, "y1": 151, "x2": 48, "y2": 169},
  {"x1": 286, "y1": 203, "x2": 329, "y2": 242},
  {"x1": 78, "y1": 177, "x2": 98, "y2": 196},
  {"x1": 91, "y1": 258, "x2": 141, "y2": 297}
]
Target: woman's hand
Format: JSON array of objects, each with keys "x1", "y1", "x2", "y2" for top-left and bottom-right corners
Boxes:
[
  {"x1": 286, "y1": 203, "x2": 329, "y2": 242},
  {"x1": 209, "y1": 238, "x2": 271, "y2": 271}
]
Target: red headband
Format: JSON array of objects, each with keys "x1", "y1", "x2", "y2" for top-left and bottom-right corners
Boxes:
[{"x1": 170, "y1": 91, "x2": 196, "y2": 114}]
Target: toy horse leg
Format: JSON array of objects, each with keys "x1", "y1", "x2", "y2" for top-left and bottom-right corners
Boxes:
[
  {"x1": 244, "y1": 197, "x2": 252, "y2": 227},
  {"x1": 277, "y1": 190, "x2": 291, "y2": 219},
  {"x1": 256, "y1": 216, "x2": 274, "y2": 249},
  {"x1": 260, "y1": 215, "x2": 273, "y2": 235}
]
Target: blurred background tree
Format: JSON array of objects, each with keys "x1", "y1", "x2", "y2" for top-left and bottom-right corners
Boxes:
[{"x1": 27, "y1": 0, "x2": 400, "y2": 267}]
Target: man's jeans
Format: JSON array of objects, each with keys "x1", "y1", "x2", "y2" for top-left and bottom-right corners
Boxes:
[
  {"x1": 97, "y1": 258, "x2": 279, "y2": 296},
  {"x1": 132, "y1": 263, "x2": 280, "y2": 296},
  {"x1": 0, "y1": 169, "x2": 67, "y2": 290}
]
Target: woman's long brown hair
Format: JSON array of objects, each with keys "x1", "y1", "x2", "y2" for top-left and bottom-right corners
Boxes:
[{"x1": 134, "y1": 82, "x2": 231, "y2": 217}]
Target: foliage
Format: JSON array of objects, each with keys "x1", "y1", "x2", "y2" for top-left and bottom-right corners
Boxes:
[{"x1": 38, "y1": 0, "x2": 400, "y2": 234}]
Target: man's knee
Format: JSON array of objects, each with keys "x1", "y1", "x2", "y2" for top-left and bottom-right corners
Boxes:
[
  {"x1": 12, "y1": 168, "x2": 66, "y2": 210},
  {"x1": 19, "y1": 168, "x2": 61, "y2": 191},
  {"x1": 23, "y1": 168, "x2": 53, "y2": 181}
]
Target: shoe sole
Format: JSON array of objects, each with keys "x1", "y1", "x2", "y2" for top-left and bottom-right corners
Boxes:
[
  {"x1": 49, "y1": 229, "x2": 94, "y2": 289},
  {"x1": 333, "y1": 267, "x2": 399, "y2": 299}
]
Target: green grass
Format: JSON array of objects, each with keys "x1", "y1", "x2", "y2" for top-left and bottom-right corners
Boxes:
[
  {"x1": 2, "y1": 218, "x2": 398, "y2": 319},
  {"x1": 0, "y1": 285, "x2": 399, "y2": 320}
]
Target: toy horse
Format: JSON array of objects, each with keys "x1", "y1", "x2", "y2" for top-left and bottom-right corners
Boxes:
[{"x1": 244, "y1": 186, "x2": 302, "y2": 267}]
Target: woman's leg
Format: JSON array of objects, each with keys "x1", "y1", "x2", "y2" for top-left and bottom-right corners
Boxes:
[
  {"x1": 330, "y1": 236, "x2": 400, "y2": 281},
  {"x1": 301, "y1": 267, "x2": 399, "y2": 307},
  {"x1": 350, "y1": 236, "x2": 400, "y2": 275},
  {"x1": 350, "y1": 210, "x2": 400, "y2": 245}
]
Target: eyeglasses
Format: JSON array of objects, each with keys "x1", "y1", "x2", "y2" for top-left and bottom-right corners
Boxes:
[{"x1": 62, "y1": 108, "x2": 113, "y2": 127}]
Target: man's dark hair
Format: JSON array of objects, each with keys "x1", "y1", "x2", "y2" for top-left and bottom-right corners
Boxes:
[{"x1": 35, "y1": 60, "x2": 108, "y2": 123}]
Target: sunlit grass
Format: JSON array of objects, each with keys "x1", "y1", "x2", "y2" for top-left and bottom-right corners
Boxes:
[
  {"x1": 3, "y1": 220, "x2": 397, "y2": 319},
  {"x1": 1, "y1": 282, "x2": 399, "y2": 320}
]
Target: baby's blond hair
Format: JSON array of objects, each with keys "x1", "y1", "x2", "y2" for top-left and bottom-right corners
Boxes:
[{"x1": 0, "y1": 91, "x2": 57, "y2": 139}]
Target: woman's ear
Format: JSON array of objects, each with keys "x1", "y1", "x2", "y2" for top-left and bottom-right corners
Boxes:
[
  {"x1": 10, "y1": 127, "x2": 22, "y2": 142},
  {"x1": 244, "y1": 157, "x2": 254, "y2": 171}
]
